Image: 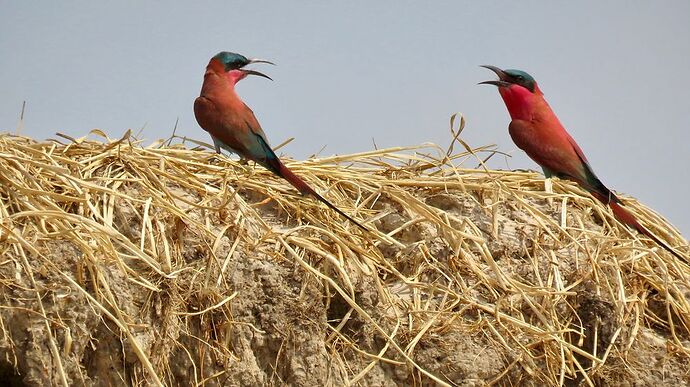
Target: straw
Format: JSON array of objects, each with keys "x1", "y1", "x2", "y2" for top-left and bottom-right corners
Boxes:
[{"x1": 0, "y1": 126, "x2": 688, "y2": 385}]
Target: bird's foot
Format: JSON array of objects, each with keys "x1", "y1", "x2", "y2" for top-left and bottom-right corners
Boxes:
[{"x1": 209, "y1": 152, "x2": 225, "y2": 165}]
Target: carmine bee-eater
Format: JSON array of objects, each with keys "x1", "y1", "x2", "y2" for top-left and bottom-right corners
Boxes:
[
  {"x1": 480, "y1": 65, "x2": 685, "y2": 261},
  {"x1": 194, "y1": 51, "x2": 367, "y2": 231}
]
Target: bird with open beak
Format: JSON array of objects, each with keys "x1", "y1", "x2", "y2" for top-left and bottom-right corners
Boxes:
[
  {"x1": 480, "y1": 65, "x2": 687, "y2": 262},
  {"x1": 194, "y1": 51, "x2": 367, "y2": 231}
]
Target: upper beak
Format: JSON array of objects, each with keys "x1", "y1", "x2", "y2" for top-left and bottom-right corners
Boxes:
[
  {"x1": 241, "y1": 69, "x2": 273, "y2": 81},
  {"x1": 249, "y1": 58, "x2": 276, "y2": 66},
  {"x1": 479, "y1": 65, "x2": 511, "y2": 87}
]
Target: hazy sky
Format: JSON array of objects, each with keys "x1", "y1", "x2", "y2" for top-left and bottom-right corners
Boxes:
[{"x1": 2, "y1": 2, "x2": 689, "y2": 238}]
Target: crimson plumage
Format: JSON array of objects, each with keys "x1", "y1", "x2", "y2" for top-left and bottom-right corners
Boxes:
[
  {"x1": 194, "y1": 52, "x2": 366, "y2": 231},
  {"x1": 481, "y1": 65, "x2": 685, "y2": 261}
]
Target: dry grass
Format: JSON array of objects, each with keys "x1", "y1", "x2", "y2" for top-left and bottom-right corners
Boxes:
[{"x1": 0, "y1": 120, "x2": 689, "y2": 386}]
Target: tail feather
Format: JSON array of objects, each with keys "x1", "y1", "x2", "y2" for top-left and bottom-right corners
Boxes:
[
  {"x1": 274, "y1": 161, "x2": 368, "y2": 232},
  {"x1": 593, "y1": 191, "x2": 687, "y2": 263},
  {"x1": 250, "y1": 133, "x2": 367, "y2": 232}
]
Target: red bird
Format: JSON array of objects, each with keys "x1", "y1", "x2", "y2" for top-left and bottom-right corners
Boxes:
[
  {"x1": 480, "y1": 65, "x2": 685, "y2": 261},
  {"x1": 194, "y1": 52, "x2": 366, "y2": 231}
]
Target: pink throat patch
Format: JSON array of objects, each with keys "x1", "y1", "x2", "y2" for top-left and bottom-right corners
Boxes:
[
  {"x1": 498, "y1": 85, "x2": 535, "y2": 121},
  {"x1": 226, "y1": 69, "x2": 246, "y2": 85}
]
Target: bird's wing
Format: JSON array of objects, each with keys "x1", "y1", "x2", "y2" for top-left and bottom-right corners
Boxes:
[
  {"x1": 563, "y1": 130, "x2": 590, "y2": 165},
  {"x1": 245, "y1": 120, "x2": 283, "y2": 175},
  {"x1": 194, "y1": 96, "x2": 222, "y2": 136},
  {"x1": 508, "y1": 119, "x2": 609, "y2": 195},
  {"x1": 195, "y1": 96, "x2": 242, "y2": 156},
  {"x1": 239, "y1": 103, "x2": 271, "y2": 145},
  {"x1": 233, "y1": 103, "x2": 281, "y2": 171},
  {"x1": 508, "y1": 119, "x2": 577, "y2": 177}
]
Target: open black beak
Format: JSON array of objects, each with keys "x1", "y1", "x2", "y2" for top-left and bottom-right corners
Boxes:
[
  {"x1": 241, "y1": 58, "x2": 275, "y2": 80},
  {"x1": 479, "y1": 65, "x2": 512, "y2": 87},
  {"x1": 241, "y1": 69, "x2": 273, "y2": 81}
]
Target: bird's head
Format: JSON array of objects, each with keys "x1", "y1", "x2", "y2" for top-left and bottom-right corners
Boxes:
[
  {"x1": 479, "y1": 65, "x2": 540, "y2": 94},
  {"x1": 209, "y1": 51, "x2": 275, "y2": 84},
  {"x1": 479, "y1": 65, "x2": 544, "y2": 120}
]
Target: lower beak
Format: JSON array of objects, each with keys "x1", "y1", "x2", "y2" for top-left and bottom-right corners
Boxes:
[
  {"x1": 478, "y1": 80, "x2": 512, "y2": 87},
  {"x1": 242, "y1": 69, "x2": 273, "y2": 81}
]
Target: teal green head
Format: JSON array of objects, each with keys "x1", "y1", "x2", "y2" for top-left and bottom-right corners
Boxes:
[
  {"x1": 479, "y1": 65, "x2": 539, "y2": 93},
  {"x1": 210, "y1": 51, "x2": 275, "y2": 81}
]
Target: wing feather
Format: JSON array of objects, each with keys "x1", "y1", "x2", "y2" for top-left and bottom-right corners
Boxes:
[{"x1": 508, "y1": 119, "x2": 609, "y2": 195}]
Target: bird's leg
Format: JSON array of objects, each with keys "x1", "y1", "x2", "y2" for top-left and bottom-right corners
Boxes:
[
  {"x1": 207, "y1": 136, "x2": 225, "y2": 165},
  {"x1": 212, "y1": 137, "x2": 222, "y2": 154}
]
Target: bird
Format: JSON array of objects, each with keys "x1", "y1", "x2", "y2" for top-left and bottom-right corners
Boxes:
[
  {"x1": 480, "y1": 65, "x2": 685, "y2": 261},
  {"x1": 194, "y1": 51, "x2": 367, "y2": 231}
]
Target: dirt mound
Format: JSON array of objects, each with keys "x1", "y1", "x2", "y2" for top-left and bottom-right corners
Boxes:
[{"x1": 0, "y1": 129, "x2": 688, "y2": 386}]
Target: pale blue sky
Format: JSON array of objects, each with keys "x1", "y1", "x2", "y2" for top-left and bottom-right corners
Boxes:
[{"x1": 2, "y1": 2, "x2": 689, "y2": 237}]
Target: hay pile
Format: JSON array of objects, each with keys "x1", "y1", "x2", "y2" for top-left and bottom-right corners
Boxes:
[{"x1": 0, "y1": 126, "x2": 689, "y2": 386}]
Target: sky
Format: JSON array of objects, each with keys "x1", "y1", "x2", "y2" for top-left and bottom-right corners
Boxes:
[{"x1": 1, "y1": 2, "x2": 689, "y2": 238}]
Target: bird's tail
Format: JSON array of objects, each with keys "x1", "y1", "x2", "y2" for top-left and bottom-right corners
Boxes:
[
  {"x1": 273, "y1": 162, "x2": 368, "y2": 232},
  {"x1": 593, "y1": 192, "x2": 687, "y2": 263}
]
